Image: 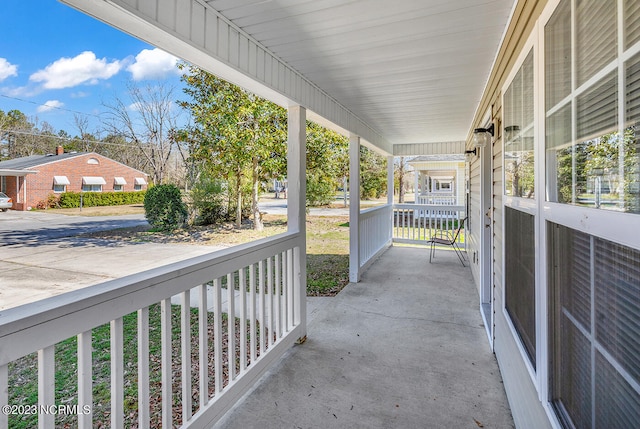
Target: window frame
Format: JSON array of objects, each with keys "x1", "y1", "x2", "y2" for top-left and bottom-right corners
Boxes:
[
  {"x1": 81, "y1": 184, "x2": 102, "y2": 193},
  {"x1": 501, "y1": 27, "x2": 541, "y2": 386},
  {"x1": 538, "y1": 0, "x2": 640, "y2": 425}
]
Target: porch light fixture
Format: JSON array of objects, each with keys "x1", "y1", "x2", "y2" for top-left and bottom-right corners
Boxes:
[
  {"x1": 473, "y1": 123, "x2": 495, "y2": 148},
  {"x1": 465, "y1": 148, "x2": 477, "y2": 159}
]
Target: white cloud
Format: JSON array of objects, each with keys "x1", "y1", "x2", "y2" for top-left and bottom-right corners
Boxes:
[
  {"x1": 29, "y1": 51, "x2": 122, "y2": 89},
  {"x1": 37, "y1": 100, "x2": 64, "y2": 112},
  {"x1": 127, "y1": 48, "x2": 180, "y2": 80},
  {"x1": 0, "y1": 58, "x2": 18, "y2": 81}
]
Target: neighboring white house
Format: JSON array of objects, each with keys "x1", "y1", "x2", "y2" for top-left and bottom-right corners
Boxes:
[{"x1": 408, "y1": 154, "x2": 466, "y2": 205}]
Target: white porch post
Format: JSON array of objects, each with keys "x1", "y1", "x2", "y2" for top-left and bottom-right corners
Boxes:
[
  {"x1": 287, "y1": 105, "x2": 307, "y2": 339},
  {"x1": 414, "y1": 170, "x2": 419, "y2": 202},
  {"x1": 349, "y1": 134, "x2": 361, "y2": 283},
  {"x1": 387, "y1": 156, "x2": 394, "y2": 205}
]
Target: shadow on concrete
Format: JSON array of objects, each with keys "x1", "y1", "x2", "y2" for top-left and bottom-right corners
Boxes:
[{"x1": 0, "y1": 218, "x2": 148, "y2": 247}]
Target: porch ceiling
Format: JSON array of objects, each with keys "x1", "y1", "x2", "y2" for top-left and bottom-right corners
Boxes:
[
  {"x1": 62, "y1": 0, "x2": 515, "y2": 152},
  {"x1": 203, "y1": 0, "x2": 515, "y2": 145}
]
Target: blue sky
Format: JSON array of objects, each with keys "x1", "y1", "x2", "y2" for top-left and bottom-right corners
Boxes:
[{"x1": 0, "y1": 0, "x2": 185, "y2": 135}]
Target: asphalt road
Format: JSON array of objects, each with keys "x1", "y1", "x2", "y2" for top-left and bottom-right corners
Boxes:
[{"x1": 0, "y1": 210, "x2": 148, "y2": 246}]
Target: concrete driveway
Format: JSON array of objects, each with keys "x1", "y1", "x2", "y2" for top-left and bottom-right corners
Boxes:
[{"x1": 0, "y1": 210, "x2": 223, "y2": 310}]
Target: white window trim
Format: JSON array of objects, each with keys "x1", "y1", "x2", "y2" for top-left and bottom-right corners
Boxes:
[
  {"x1": 533, "y1": 0, "x2": 640, "y2": 425},
  {"x1": 501, "y1": 24, "x2": 542, "y2": 394}
]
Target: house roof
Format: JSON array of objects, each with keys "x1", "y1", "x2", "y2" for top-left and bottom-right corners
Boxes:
[
  {"x1": 0, "y1": 152, "x2": 88, "y2": 170},
  {"x1": 0, "y1": 152, "x2": 149, "y2": 177}
]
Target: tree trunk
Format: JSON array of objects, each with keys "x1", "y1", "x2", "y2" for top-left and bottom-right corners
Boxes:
[{"x1": 251, "y1": 156, "x2": 263, "y2": 231}]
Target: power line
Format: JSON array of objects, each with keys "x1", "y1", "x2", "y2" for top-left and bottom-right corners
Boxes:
[
  {"x1": 0, "y1": 94, "x2": 103, "y2": 120},
  {"x1": 2, "y1": 128, "x2": 148, "y2": 149}
]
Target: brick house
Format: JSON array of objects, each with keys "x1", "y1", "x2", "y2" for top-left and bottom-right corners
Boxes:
[{"x1": 0, "y1": 146, "x2": 148, "y2": 211}]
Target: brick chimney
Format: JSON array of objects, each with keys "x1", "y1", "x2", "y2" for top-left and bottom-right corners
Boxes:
[{"x1": 56, "y1": 146, "x2": 64, "y2": 155}]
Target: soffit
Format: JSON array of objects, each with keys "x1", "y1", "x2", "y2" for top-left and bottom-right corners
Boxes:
[{"x1": 204, "y1": 0, "x2": 514, "y2": 145}]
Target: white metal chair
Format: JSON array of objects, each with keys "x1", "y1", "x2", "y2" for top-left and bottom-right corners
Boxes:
[{"x1": 427, "y1": 217, "x2": 467, "y2": 266}]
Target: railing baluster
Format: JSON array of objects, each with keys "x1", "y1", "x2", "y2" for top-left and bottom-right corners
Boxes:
[
  {"x1": 198, "y1": 284, "x2": 208, "y2": 408},
  {"x1": 181, "y1": 290, "x2": 192, "y2": 421},
  {"x1": 38, "y1": 346, "x2": 55, "y2": 429},
  {"x1": 77, "y1": 330, "x2": 92, "y2": 429},
  {"x1": 282, "y1": 251, "x2": 288, "y2": 333},
  {"x1": 213, "y1": 278, "x2": 223, "y2": 395},
  {"x1": 137, "y1": 308, "x2": 150, "y2": 429},
  {"x1": 227, "y1": 273, "x2": 236, "y2": 381},
  {"x1": 287, "y1": 249, "x2": 294, "y2": 332},
  {"x1": 267, "y1": 256, "x2": 274, "y2": 347},
  {"x1": 239, "y1": 269, "x2": 247, "y2": 372},
  {"x1": 110, "y1": 318, "x2": 124, "y2": 429},
  {"x1": 249, "y1": 263, "x2": 257, "y2": 364},
  {"x1": 275, "y1": 253, "x2": 281, "y2": 339},
  {"x1": 0, "y1": 364, "x2": 7, "y2": 429},
  {"x1": 160, "y1": 298, "x2": 172, "y2": 428},
  {"x1": 259, "y1": 260, "x2": 266, "y2": 355}
]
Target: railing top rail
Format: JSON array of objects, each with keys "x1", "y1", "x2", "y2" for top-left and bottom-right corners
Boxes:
[
  {"x1": 0, "y1": 231, "x2": 302, "y2": 365},
  {"x1": 360, "y1": 203, "x2": 392, "y2": 217},
  {"x1": 393, "y1": 203, "x2": 465, "y2": 211}
]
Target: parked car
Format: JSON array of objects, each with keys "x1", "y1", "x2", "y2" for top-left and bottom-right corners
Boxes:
[{"x1": 0, "y1": 192, "x2": 12, "y2": 211}]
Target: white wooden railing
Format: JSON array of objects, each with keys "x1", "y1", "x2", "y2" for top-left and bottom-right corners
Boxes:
[
  {"x1": 0, "y1": 233, "x2": 305, "y2": 429},
  {"x1": 417, "y1": 194, "x2": 457, "y2": 205},
  {"x1": 358, "y1": 204, "x2": 393, "y2": 271},
  {"x1": 393, "y1": 204, "x2": 465, "y2": 245}
]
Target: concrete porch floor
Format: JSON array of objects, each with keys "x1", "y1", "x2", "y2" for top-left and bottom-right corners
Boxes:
[{"x1": 215, "y1": 246, "x2": 514, "y2": 429}]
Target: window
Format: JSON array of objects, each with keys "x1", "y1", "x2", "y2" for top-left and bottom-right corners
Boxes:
[
  {"x1": 545, "y1": 0, "x2": 640, "y2": 213},
  {"x1": 504, "y1": 207, "x2": 536, "y2": 368},
  {"x1": 504, "y1": 50, "x2": 535, "y2": 198},
  {"x1": 82, "y1": 184, "x2": 102, "y2": 192},
  {"x1": 114, "y1": 177, "x2": 126, "y2": 192},
  {"x1": 53, "y1": 176, "x2": 70, "y2": 193},
  {"x1": 549, "y1": 222, "x2": 640, "y2": 428},
  {"x1": 87, "y1": 157, "x2": 99, "y2": 165},
  {"x1": 134, "y1": 177, "x2": 147, "y2": 191},
  {"x1": 82, "y1": 176, "x2": 105, "y2": 192}
]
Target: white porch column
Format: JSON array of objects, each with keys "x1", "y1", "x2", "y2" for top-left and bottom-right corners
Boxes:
[
  {"x1": 387, "y1": 156, "x2": 394, "y2": 205},
  {"x1": 287, "y1": 105, "x2": 307, "y2": 339},
  {"x1": 414, "y1": 170, "x2": 419, "y2": 202},
  {"x1": 349, "y1": 134, "x2": 361, "y2": 283}
]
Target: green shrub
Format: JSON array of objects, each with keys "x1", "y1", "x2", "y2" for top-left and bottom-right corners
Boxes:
[
  {"x1": 143, "y1": 184, "x2": 187, "y2": 231},
  {"x1": 58, "y1": 191, "x2": 146, "y2": 208},
  {"x1": 189, "y1": 177, "x2": 228, "y2": 225}
]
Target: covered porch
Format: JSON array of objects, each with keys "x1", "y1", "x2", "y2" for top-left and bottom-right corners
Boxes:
[{"x1": 217, "y1": 246, "x2": 512, "y2": 428}]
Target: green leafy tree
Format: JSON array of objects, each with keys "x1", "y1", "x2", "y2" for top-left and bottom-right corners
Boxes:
[
  {"x1": 360, "y1": 146, "x2": 387, "y2": 199},
  {"x1": 179, "y1": 64, "x2": 287, "y2": 230},
  {"x1": 305, "y1": 122, "x2": 348, "y2": 206}
]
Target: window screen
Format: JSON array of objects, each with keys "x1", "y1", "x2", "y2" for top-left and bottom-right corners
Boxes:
[
  {"x1": 505, "y1": 207, "x2": 536, "y2": 367},
  {"x1": 549, "y1": 222, "x2": 640, "y2": 428}
]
